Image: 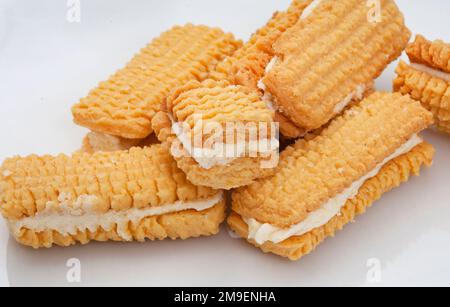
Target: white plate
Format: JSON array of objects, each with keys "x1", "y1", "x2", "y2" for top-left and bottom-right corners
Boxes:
[{"x1": 0, "y1": 0, "x2": 449, "y2": 286}]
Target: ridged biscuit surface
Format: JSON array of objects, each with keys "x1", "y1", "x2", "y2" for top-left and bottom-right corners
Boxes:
[
  {"x1": 228, "y1": 143, "x2": 435, "y2": 260},
  {"x1": 394, "y1": 61, "x2": 450, "y2": 134},
  {"x1": 72, "y1": 24, "x2": 241, "y2": 139},
  {"x1": 406, "y1": 35, "x2": 450, "y2": 73},
  {"x1": 15, "y1": 200, "x2": 225, "y2": 249},
  {"x1": 232, "y1": 92, "x2": 433, "y2": 228},
  {"x1": 152, "y1": 80, "x2": 277, "y2": 190},
  {"x1": 263, "y1": 0, "x2": 411, "y2": 132}
]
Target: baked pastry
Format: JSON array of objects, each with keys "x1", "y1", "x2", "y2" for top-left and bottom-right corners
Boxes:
[
  {"x1": 211, "y1": 0, "x2": 314, "y2": 138},
  {"x1": 228, "y1": 92, "x2": 434, "y2": 260},
  {"x1": 152, "y1": 80, "x2": 279, "y2": 190},
  {"x1": 72, "y1": 24, "x2": 241, "y2": 140},
  {"x1": 257, "y1": 0, "x2": 410, "y2": 137},
  {"x1": 394, "y1": 34, "x2": 450, "y2": 134},
  {"x1": 0, "y1": 145, "x2": 225, "y2": 248}
]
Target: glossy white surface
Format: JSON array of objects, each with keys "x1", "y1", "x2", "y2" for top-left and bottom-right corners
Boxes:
[{"x1": 0, "y1": 0, "x2": 449, "y2": 286}]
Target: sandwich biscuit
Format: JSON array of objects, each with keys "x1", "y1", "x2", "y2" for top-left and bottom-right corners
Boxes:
[
  {"x1": 258, "y1": 0, "x2": 410, "y2": 137},
  {"x1": 228, "y1": 92, "x2": 434, "y2": 260},
  {"x1": 394, "y1": 35, "x2": 450, "y2": 134},
  {"x1": 72, "y1": 24, "x2": 241, "y2": 140},
  {"x1": 0, "y1": 145, "x2": 225, "y2": 248}
]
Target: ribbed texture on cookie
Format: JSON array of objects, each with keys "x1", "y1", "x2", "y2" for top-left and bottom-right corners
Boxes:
[
  {"x1": 264, "y1": 0, "x2": 411, "y2": 132},
  {"x1": 394, "y1": 61, "x2": 450, "y2": 134},
  {"x1": 209, "y1": 0, "x2": 312, "y2": 88},
  {"x1": 0, "y1": 145, "x2": 216, "y2": 220},
  {"x1": 228, "y1": 142, "x2": 435, "y2": 260},
  {"x1": 168, "y1": 80, "x2": 274, "y2": 127},
  {"x1": 406, "y1": 35, "x2": 450, "y2": 73},
  {"x1": 152, "y1": 80, "x2": 276, "y2": 190},
  {"x1": 15, "y1": 200, "x2": 225, "y2": 249},
  {"x1": 232, "y1": 92, "x2": 433, "y2": 228},
  {"x1": 72, "y1": 24, "x2": 241, "y2": 139}
]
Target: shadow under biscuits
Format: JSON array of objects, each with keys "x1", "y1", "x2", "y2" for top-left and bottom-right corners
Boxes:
[{"x1": 6, "y1": 231, "x2": 224, "y2": 287}]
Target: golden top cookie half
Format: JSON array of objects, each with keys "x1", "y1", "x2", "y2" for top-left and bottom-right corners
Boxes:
[
  {"x1": 228, "y1": 142, "x2": 435, "y2": 260},
  {"x1": 406, "y1": 34, "x2": 450, "y2": 73},
  {"x1": 0, "y1": 145, "x2": 217, "y2": 220},
  {"x1": 262, "y1": 0, "x2": 411, "y2": 133},
  {"x1": 72, "y1": 24, "x2": 242, "y2": 139},
  {"x1": 167, "y1": 80, "x2": 274, "y2": 128},
  {"x1": 232, "y1": 92, "x2": 433, "y2": 228}
]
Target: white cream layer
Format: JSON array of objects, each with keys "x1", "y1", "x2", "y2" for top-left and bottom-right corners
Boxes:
[
  {"x1": 333, "y1": 84, "x2": 366, "y2": 114},
  {"x1": 300, "y1": 0, "x2": 324, "y2": 20},
  {"x1": 9, "y1": 192, "x2": 224, "y2": 241},
  {"x1": 410, "y1": 63, "x2": 450, "y2": 83},
  {"x1": 257, "y1": 57, "x2": 279, "y2": 111},
  {"x1": 244, "y1": 134, "x2": 423, "y2": 245},
  {"x1": 171, "y1": 118, "x2": 280, "y2": 170}
]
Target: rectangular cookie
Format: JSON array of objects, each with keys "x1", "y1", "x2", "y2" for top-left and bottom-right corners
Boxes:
[
  {"x1": 0, "y1": 145, "x2": 225, "y2": 248},
  {"x1": 72, "y1": 24, "x2": 241, "y2": 140},
  {"x1": 394, "y1": 35, "x2": 450, "y2": 134},
  {"x1": 228, "y1": 92, "x2": 434, "y2": 260},
  {"x1": 259, "y1": 0, "x2": 411, "y2": 136}
]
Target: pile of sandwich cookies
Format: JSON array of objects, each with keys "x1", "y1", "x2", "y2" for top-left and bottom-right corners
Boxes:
[{"x1": 0, "y1": 0, "x2": 447, "y2": 261}]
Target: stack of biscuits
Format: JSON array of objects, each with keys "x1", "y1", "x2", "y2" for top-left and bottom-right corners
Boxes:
[{"x1": 1, "y1": 0, "x2": 447, "y2": 261}]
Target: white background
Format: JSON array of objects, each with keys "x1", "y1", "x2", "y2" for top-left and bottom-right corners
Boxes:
[{"x1": 0, "y1": 0, "x2": 449, "y2": 286}]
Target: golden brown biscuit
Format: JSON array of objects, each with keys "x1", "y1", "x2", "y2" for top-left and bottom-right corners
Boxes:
[
  {"x1": 260, "y1": 0, "x2": 411, "y2": 135},
  {"x1": 0, "y1": 145, "x2": 225, "y2": 248},
  {"x1": 72, "y1": 24, "x2": 241, "y2": 140},
  {"x1": 394, "y1": 35, "x2": 450, "y2": 134},
  {"x1": 228, "y1": 142, "x2": 434, "y2": 261},
  {"x1": 228, "y1": 92, "x2": 434, "y2": 260},
  {"x1": 152, "y1": 80, "x2": 278, "y2": 190}
]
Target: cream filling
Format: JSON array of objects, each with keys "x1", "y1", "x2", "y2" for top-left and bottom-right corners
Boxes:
[
  {"x1": 244, "y1": 134, "x2": 423, "y2": 245},
  {"x1": 8, "y1": 192, "x2": 224, "y2": 241},
  {"x1": 171, "y1": 117, "x2": 280, "y2": 170},
  {"x1": 333, "y1": 84, "x2": 366, "y2": 114},
  {"x1": 257, "y1": 57, "x2": 279, "y2": 111},
  {"x1": 300, "y1": 0, "x2": 324, "y2": 20},
  {"x1": 410, "y1": 63, "x2": 450, "y2": 83}
]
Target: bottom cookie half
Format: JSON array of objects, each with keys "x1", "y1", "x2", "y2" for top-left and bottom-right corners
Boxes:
[{"x1": 228, "y1": 143, "x2": 435, "y2": 261}]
